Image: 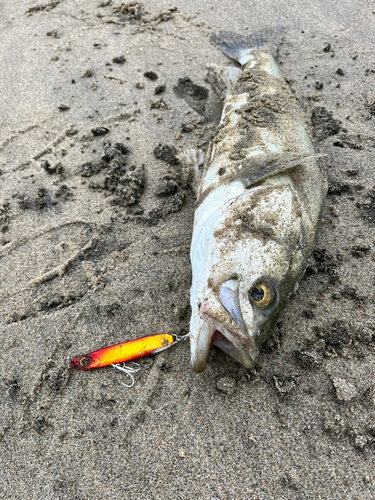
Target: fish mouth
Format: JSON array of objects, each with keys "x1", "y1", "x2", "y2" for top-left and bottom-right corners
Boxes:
[
  {"x1": 191, "y1": 319, "x2": 258, "y2": 372},
  {"x1": 191, "y1": 319, "x2": 258, "y2": 373},
  {"x1": 191, "y1": 280, "x2": 259, "y2": 372},
  {"x1": 211, "y1": 329, "x2": 256, "y2": 367}
]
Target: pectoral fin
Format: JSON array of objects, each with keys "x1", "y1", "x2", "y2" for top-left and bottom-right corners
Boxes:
[
  {"x1": 205, "y1": 63, "x2": 242, "y2": 99},
  {"x1": 178, "y1": 148, "x2": 206, "y2": 192}
]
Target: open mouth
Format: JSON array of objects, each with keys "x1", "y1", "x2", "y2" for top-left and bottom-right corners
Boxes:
[
  {"x1": 190, "y1": 279, "x2": 260, "y2": 372},
  {"x1": 191, "y1": 317, "x2": 258, "y2": 372},
  {"x1": 210, "y1": 329, "x2": 253, "y2": 366}
]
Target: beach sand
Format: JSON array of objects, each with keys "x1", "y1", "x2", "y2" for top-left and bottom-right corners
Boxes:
[{"x1": 0, "y1": 1, "x2": 374, "y2": 498}]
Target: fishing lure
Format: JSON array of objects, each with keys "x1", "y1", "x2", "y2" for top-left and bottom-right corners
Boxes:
[
  {"x1": 69, "y1": 333, "x2": 188, "y2": 387},
  {"x1": 69, "y1": 334, "x2": 175, "y2": 370}
]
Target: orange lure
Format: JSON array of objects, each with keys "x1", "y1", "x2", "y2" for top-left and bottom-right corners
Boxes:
[{"x1": 69, "y1": 334, "x2": 174, "y2": 370}]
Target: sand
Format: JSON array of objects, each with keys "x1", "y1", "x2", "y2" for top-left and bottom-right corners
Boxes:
[{"x1": 0, "y1": 1, "x2": 374, "y2": 499}]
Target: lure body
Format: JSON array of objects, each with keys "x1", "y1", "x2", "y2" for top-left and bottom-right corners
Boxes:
[
  {"x1": 69, "y1": 334, "x2": 174, "y2": 370},
  {"x1": 181, "y1": 30, "x2": 326, "y2": 372}
]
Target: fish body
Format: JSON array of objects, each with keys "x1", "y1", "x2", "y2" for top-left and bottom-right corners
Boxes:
[{"x1": 185, "y1": 30, "x2": 326, "y2": 372}]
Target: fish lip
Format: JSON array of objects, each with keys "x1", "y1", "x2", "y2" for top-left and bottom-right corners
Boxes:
[
  {"x1": 190, "y1": 319, "x2": 214, "y2": 373},
  {"x1": 219, "y1": 279, "x2": 247, "y2": 331},
  {"x1": 191, "y1": 357, "x2": 207, "y2": 373}
]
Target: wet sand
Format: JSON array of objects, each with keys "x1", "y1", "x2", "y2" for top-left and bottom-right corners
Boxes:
[{"x1": 0, "y1": 1, "x2": 374, "y2": 499}]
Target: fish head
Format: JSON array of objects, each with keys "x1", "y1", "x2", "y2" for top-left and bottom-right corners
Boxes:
[{"x1": 191, "y1": 182, "x2": 305, "y2": 372}]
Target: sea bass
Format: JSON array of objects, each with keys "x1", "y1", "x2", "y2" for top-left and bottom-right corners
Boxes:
[{"x1": 181, "y1": 30, "x2": 326, "y2": 372}]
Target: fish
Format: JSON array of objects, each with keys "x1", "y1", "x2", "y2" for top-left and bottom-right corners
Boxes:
[
  {"x1": 69, "y1": 334, "x2": 174, "y2": 370},
  {"x1": 180, "y1": 29, "x2": 326, "y2": 373}
]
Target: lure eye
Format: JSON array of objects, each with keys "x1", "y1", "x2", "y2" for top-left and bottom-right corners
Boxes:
[
  {"x1": 79, "y1": 356, "x2": 89, "y2": 367},
  {"x1": 250, "y1": 282, "x2": 275, "y2": 309}
]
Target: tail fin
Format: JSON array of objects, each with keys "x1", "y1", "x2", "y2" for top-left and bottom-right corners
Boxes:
[{"x1": 210, "y1": 28, "x2": 285, "y2": 65}]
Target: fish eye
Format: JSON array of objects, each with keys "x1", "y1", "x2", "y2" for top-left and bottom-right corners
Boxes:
[
  {"x1": 250, "y1": 282, "x2": 275, "y2": 309},
  {"x1": 79, "y1": 356, "x2": 89, "y2": 367}
]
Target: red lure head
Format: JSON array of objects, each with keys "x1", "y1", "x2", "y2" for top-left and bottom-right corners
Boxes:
[{"x1": 69, "y1": 353, "x2": 101, "y2": 370}]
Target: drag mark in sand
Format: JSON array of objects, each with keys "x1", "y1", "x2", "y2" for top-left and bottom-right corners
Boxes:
[{"x1": 0, "y1": 221, "x2": 93, "y2": 303}]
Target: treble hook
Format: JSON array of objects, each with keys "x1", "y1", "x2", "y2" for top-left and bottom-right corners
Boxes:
[{"x1": 111, "y1": 362, "x2": 141, "y2": 388}]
